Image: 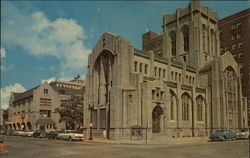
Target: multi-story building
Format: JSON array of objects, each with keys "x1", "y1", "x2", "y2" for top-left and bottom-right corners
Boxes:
[
  {"x1": 83, "y1": 0, "x2": 248, "y2": 140},
  {"x1": 8, "y1": 76, "x2": 85, "y2": 131},
  {"x1": 0, "y1": 109, "x2": 9, "y2": 130},
  {"x1": 219, "y1": 8, "x2": 250, "y2": 125}
]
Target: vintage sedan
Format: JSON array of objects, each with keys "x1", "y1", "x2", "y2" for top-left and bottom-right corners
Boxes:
[
  {"x1": 22, "y1": 130, "x2": 34, "y2": 137},
  {"x1": 33, "y1": 130, "x2": 47, "y2": 138},
  {"x1": 61, "y1": 130, "x2": 84, "y2": 141},
  {"x1": 236, "y1": 128, "x2": 249, "y2": 139},
  {"x1": 47, "y1": 131, "x2": 60, "y2": 139},
  {"x1": 210, "y1": 129, "x2": 237, "y2": 141}
]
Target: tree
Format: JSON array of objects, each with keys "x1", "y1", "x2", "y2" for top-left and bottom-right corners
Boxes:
[{"x1": 55, "y1": 95, "x2": 83, "y2": 130}]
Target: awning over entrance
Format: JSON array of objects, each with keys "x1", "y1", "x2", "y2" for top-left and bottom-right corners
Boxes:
[
  {"x1": 35, "y1": 117, "x2": 56, "y2": 125},
  {"x1": 4, "y1": 122, "x2": 14, "y2": 124}
]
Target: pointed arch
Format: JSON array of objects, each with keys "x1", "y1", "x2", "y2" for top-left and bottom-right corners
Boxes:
[
  {"x1": 181, "y1": 25, "x2": 190, "y2": 53},
  {"x1": 224, "y1": 66, "x2": 238, "y2": 129},
  {"x1": 196, "y1": 95, "x2": 205, "y2": 121},
  {"x1": 170, "y1": 89, "x2": 177, "y2": 120},
  {"x1": 181, "y1": 92, "x2": 191, "y2": 121},
  {"x1": 152, "y1": 105, "x2": 164, "y2": 133},
  {"x1": 202, "y1": 24, "x2": 208, "y2": 53},
  {"x1": 210, "y1": 29, "x2": 216, "y2": 56},
  {"x1": 169, "y1": 30, "x2": 177, "y2": 56}
]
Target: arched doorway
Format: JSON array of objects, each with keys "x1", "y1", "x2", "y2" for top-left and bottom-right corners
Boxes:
[
  {"x1": 17, "y1": 123, "x2": 21, "y2": 130},
  {"x1": 92, "y1": 50, "x2": 114, "y2": 139},
  {"x1": 27, "y1": 122, "x2": 32, "y2": 130},
  {"x1": 21, "y1": 122, "x2": 26, "y2": 130},
  {"x1": 152, "y1": 105, "x2": 164, "y2": 133},
  {"x1": 13, "y1": 123, "x2": 16, "y2": 130}
]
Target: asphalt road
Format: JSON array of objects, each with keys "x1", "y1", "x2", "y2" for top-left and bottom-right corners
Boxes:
[{"x1": 0, "y1": 135, "x2": 249, "y2": 158}]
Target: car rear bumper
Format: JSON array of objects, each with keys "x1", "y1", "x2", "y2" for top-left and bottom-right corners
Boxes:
[
  {"x1": 72, "y1": 138, "x2": 83, "y2": 141},
  {"x1": 210, "y1": 137, "x2": 224, "y2": 141}
]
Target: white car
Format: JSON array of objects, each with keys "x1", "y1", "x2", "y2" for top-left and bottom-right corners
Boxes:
[
  {"x1": 16, "y1": 130, "x2": 25, "y2": 136},
  {"x1": 22, "y1": 130, "x2": 34, "y2": 137},
  {"x1": 236, "y1": 129, "x2": 249, "y2": 139},
  {"x1": 61, "y1": 130, "x2": 84, "y2": 141}
]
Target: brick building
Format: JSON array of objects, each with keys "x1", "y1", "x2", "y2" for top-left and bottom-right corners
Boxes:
[
  {"x1": 8, "y1": 76, "x2": 85, "y2": 131},
  {"x1": 219, "y1": 8, "x2": 250, "y2": 125}
]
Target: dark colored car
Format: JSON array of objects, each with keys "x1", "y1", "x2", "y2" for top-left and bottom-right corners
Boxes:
[
  {"x1": 3, "y1": 129, "x2": 14, "y2": 135},
  {"x1": 0, "y1": 134, "x2": 4, "y2": 143},
  {"x1": 8, "y1": 130, "x2": 16, "y2": 136},
  {"x1": 47, "y1": 131, "x2": 59, "y2": 139},
  {"x1": 210, "y1": 129, "x2": 237, "y2": 141},
  {"x1": 33, "y1": 130, "x2": 47, "y2": 138}
]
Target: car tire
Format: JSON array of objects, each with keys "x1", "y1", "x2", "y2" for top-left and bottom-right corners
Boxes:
[
  {"x1": 222, "y1": 137, "x2": 226, "y2": 141},
  {"x1": 69, "y1": 137, "x2": 73, "y2": 142}
]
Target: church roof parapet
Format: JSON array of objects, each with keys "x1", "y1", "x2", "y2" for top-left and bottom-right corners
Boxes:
[{"x1": 134, "y1": 48, "x2": 150, "y2": 59}]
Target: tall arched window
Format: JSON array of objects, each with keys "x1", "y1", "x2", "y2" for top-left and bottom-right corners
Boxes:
[
  {"x1": 210, "y1": 29, "x2": 216, "y2": 55},
  {"x1": 182, "y1": 26, "x2": 189, "y2": 53},
  {"x1": 224, "y1": 67, "x2": 238, "y2": 129},
  {"x1": 182, "y1": 93, "x2": 190, "y2": 120},
  {"x1": 196, "y1": 96, "x2": 203, "y2": 121},
  {"x1": 202, "y1": 25, "x2": 208, "y2": 53},
  {"x1": 169, "y1": 31, "x2": 176, "y2": 56},
  {"x1": 170, "y1": 90, "x2": 177, "y2": 120}
]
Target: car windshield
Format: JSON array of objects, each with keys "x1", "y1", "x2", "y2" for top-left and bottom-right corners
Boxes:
[
  {"x1": 215, "y1": 130, "x2": 225, "y2": 133},
  {"x1": 240, "y1": 129, "x2": 249, "y2": 132},
  {"x1": 66, "y1": 130, "x2": 77, "y2": 133}
]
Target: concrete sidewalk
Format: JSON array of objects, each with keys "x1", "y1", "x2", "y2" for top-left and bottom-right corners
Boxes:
[
  {"x1": 0, "y1": 144, "x2": 7, "y2": 154},
  {"x1": 83, "y1": 137, "x2": 209, "y2": 145}
]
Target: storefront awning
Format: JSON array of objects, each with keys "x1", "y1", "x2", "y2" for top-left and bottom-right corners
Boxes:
[
  {"x1": 35, "y1": 117, "x2": 56, "y2": 125},
  {"x1": 4, "y1": 122, "x2": 15, "y2": 124}
]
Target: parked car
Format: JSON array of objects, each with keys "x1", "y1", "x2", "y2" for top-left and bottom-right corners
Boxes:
[
  {"x1": 0, "y1": 134, "x2": 4, "y2": 143},
  {"x1": 33, "y1": 130, "x2": 47, "y2": 138},
  {"x1": 12, "y1": 130, "x2": 19, "y2": 136},
  {"x1": 22, "y1": 130, "x2": 34, "y2": 137},
  {"x1": 56, "y1": 131, "x2": 66, "y2": 140},
  {"x1": 60, "y1": 130, "x2": 84, "y2": 141},
  {"x1": 210, "y1": 129, "x2": 237, "y2": 141},
  {"x1": 236, "y1": 128, "x2": 249, "y2": 139},
  {"x1": 47, "y1": 131, "x2": 60, "y2": 139},
  {"x1": 0, "y1": 130, "x2": 4, "y2": 134},
  {"x1": 20, "y1": 130, "x2": 28, "y2": 137},
  {"x1": 15, "y1": 130, "x2": 25, "y2": 136},
  {"x1": 4, "y1": 129, "x2": 14, "y2": 135}
]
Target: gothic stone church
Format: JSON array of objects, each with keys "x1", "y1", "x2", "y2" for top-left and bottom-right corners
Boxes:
[{"x1": 83, "y1": 1, "x2": 248, "y2": 140}]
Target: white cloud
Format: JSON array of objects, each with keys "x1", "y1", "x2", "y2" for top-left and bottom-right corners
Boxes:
[
  {"x1": 0, "y1": 65, "x2": 5, "y2": 71},
  {"x1": 41, "y1": 77, "x2": 56, "y2": 84},
  {"x1": 58, "y1": 77, "x2": 72, "y2": 82},
  {"x1": 0, "y1": 46, "x2": 13, "y2": 72},
  {"x1": 0, "y1": 83, "x2": 26, "y2": 109},
  {"x1": 0, "y1": 47, "x2": 6, "y2": 58},
  {"x1": 2, "y1": 3, "x2": 91, "y2": 79},
  {"x1": 1, "y1": 64, "x2": 14, "y2": 72}
]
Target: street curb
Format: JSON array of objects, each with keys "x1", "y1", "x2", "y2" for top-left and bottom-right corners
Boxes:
[{"x1": 82, "y1": 140, "x2": 210, "y2": 145}]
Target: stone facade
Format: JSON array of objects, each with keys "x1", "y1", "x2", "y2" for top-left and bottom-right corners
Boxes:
[
  {"x1": 218, "y1": 8, "x2": 250, "y2": 126},
  {"x1": 83, "y1": 1, "x2": 248, "y2": 140},
  {"x1": 8, "y1": 77, "x2": 84, "y2": 131}
]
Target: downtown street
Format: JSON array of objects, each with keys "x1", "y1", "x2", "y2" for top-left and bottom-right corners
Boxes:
[{"x1": 0, "y1": 135, "x2": 249, "y2": 158}]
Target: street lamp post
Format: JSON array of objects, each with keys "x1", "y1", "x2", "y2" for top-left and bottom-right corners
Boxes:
[{"x1": 88, "y1": 104, "x2": 94, "y2": 140}]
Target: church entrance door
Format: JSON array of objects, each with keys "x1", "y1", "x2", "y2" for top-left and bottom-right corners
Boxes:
[{"x1": 152, "y1": 106, "x2": 164, "y2": 133}]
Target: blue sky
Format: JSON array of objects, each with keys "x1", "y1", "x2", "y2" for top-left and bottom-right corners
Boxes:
[{"x1": 1, "y1": 0, "x2": 249, "y2": 109}]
